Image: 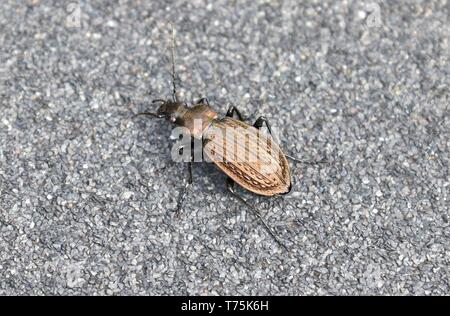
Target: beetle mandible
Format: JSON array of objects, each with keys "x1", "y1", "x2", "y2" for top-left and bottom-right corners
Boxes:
[{"x1": 134, "y1": 26, "x2": 324, "y2": 250}]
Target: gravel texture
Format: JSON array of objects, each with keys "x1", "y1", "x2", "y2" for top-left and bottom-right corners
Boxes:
[{"x1": 0, "y1": 0, "x2": 448, "y2": 295}]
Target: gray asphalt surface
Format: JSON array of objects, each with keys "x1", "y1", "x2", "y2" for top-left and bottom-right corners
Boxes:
[{"x1": 0, "y1": 0, "x2": 448, "y2": 295}]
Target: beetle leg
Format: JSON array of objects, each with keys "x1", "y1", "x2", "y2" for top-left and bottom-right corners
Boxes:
[
  {"x1": 253, "y1": 116, "x2": 273, "y2": 134},
  {"x1": 175, "y1": 144, "x2": 194, "y2": 215},
  {"x1": 226, "y1": 178, "x2": 289, "y2": 251},
  {"x1": 225, "y1": 105, "x2": 245, "y2": 121},
  {"x1": 175, "y1": 162, "x2": 192, "y2": 215},
  {"x1": 196, "y1": 97, "x2": 210, "y2": 105},
  {"x1": 253, "y1": 116, "x2": 327, "y2": 164}
]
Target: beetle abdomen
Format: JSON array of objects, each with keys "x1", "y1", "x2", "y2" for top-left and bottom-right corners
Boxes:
[{"x1": 203, "y1": 117, "x2": 291, "y2": 196}]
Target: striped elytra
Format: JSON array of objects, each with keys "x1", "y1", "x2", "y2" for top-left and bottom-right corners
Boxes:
[{"x1": 203, "y1": 117, "x2": 291, "y2": 196}]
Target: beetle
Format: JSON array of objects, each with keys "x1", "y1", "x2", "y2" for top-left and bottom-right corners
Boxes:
[{"x1": 133, "y1": 26, "x2": 323, "y2": 250}]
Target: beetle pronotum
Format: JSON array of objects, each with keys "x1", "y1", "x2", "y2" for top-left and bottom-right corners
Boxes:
[{"x1": 134, "y1": 25, "x2": 324, "y2": 250}]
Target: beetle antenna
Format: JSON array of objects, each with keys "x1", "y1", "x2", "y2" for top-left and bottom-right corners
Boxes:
[
  {"x1": 132, "y1": 112, "x2": 164, "y2": 120},
  {"x1": 170, "y1": 22, "x2": 178, "y2": 102}
]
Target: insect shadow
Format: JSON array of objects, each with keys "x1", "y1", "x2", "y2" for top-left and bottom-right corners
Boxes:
[{"x1": 132, "y1": 24, "x2": 326, "y2": 251}]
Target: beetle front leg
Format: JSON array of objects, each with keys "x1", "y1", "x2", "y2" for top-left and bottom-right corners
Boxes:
[
  {"x1": 226, "y1": 178, "x2": 288, "y2": 251},
  {"x1": 253, "y1": 116, "x2": 327, "y2": 164},
  {"x1": 175, "y1": 144, "x2": 194, "y2": 215},
  {"x1": 175, "y1": 162, "x2": 192, "y2": 215}
]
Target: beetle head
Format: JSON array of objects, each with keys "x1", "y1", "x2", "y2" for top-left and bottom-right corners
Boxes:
[{"x1": 153, "y1": 99, "x2": 187, "y2": 124}]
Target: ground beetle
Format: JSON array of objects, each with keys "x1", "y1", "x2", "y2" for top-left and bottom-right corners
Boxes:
[{"x1": 134, "y1": 26, "x2": 324, "y2": 250}]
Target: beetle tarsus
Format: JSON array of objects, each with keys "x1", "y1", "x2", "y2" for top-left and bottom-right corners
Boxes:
[{"x1": 226, "y1": 178, "x2": 289, "y2": 251}]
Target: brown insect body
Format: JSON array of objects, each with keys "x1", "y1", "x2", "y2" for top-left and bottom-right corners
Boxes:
[
  {"x1": 156, "y1": 101, "x2": 291, "y2": 196},
  {"x1": 134, "y1": 25, "x2": 305, "y2": 250},
  {"x1": 204, "y1": 117, "x2": 291, "y2": 196}
]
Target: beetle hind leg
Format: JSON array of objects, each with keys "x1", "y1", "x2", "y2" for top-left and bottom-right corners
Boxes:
[
  {"x1": 226, "y1": 178, "x2": 289, "y2": 251},
  {"x1": 253, "y1": 116, "x2": 327, "y2": 165}
]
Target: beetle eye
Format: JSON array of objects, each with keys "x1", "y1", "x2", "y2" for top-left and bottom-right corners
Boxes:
[{"x1": 170, "y1": 116, "x2": 176, "y2": 123}]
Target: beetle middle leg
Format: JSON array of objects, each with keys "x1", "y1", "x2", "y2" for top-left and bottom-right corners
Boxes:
[
  {"x1": 226, "y1": 105, "x2": 245, "y2": 121},
  {"x1": 253, "y1": 116, "x2": 327, "y2": 164},
  {"x1": 196, "y1": 97, "x2": 210, "y2": 106},
  {"x1": 226, "y1": 177, "x2": 288, "y2": 251}
]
